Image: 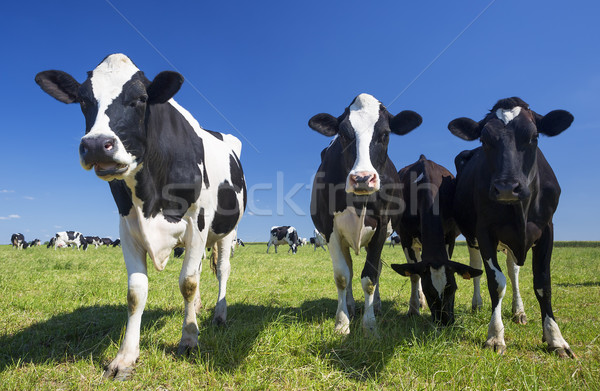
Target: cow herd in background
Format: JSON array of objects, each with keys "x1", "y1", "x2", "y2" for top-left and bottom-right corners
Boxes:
[
  {"x1": 10, "y1": 231, "x2": 121, "y2": 250},
  {"x1": 29, "y1": 54, "x2": 575, "y2": 379}
]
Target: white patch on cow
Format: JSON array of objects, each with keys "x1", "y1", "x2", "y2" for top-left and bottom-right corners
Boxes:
[
  {"x1": 495, "y1": 106, "x2": 522, "y2": 125},
  {"x1": 287, "y1": 227, "x2": 296, "y2": 234},
  {"x1": 486, "y1": 258, "x2": 507, "y2": 294},
  {"x1": 430, "y1": 266, "x2": 447, "y2": 298},
  {"x1": 543, "y1": 315, "x2": 570, "y2": 349},
  {"x1": 333, "y1": 206, "x2": 376, "y2": 255},
  {"x1": 346, "y1": 94, "x2": 381, "y2": 192},
  {"x1": 536, "y1": 288, "x2": 544, "y2": 297},
  {"x1": 413, "y1": 172, "x2": 424, "y2": 183}
]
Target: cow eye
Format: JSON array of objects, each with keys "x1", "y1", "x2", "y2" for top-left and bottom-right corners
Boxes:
[
  {"x1": 129, "y1": 95, "x2": 148, "y2": 107},
  {"x1": 529, "y1": 135, "x2": 539, "y2": 145}
]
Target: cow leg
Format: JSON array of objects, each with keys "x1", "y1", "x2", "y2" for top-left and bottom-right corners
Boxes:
[
  {"x1": 329, "y1": 231, "x2": 352, "y2": 334},
  {"x1": 468, "y1": 245, "x2": 484, "y2": 311},
  {"x1": 212, "y1": 231, "x2": 235, "y2": 326},
  {"x1": 361, "y1": 227, "x2": 387, "y2": 337},
  {"x1": 479, "y1": 235, "x2": 507, "y2": 354},
  {"x1": 532, "y1": 224, "x2": 575, "y2": 358},
  {"x1": 373, "y1": 260, "x2": 382, "y2": 315},
  {"x1": 104, "y1": 231, "x2": 148, "y2": 381},
  {"x1": 177, "y1": 230, "x2": 207, "y2": 355},
  {"x1": 266, "y1": 242, "x2": 271, "y2": 253},
  {"x1": 505, "y1": 249, "x2": 527, "y2": 324},
  {"x1": 403, "y1": 246, "x2": 426, "y2": 315},
  {"x1": 274, "y1": 245, "x2": 278, "y2": 254}
]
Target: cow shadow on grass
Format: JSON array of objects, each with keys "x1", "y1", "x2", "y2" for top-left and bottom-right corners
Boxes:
[
  {"x1": 0, "y1": 304, "x2": 176, "y2": 372},
  {"x1": 160, "y1": 298, "x2": 453, "y2": 381}
]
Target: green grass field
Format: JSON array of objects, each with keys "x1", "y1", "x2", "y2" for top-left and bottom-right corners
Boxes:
[{"x1": 1, "y1": 243, "x2": 599, "y2": 390}]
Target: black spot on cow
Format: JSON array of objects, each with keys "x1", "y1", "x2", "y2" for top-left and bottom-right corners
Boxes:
[{"x1": 211, "y1": 181, "x2": 240, "y2": 234}]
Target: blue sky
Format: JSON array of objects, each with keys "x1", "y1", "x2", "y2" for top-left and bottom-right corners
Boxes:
[{"x1": 1, "y1": 0, "x2": 599, "y2": 243}]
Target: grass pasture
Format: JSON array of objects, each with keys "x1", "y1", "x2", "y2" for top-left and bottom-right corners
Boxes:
[{"x1": 0, "y1": 243, "x2": 599, "y2": 390}]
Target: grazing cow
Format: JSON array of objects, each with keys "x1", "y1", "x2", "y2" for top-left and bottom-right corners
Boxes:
[
  {"x1": 51, "y1": 231, "x2": 88, "y2": 250},
  {"x1": 312, "y1": 229, "x2": 327, "y2": 252},
  {"x1": 266, "y1": 226, "x2": 300, "y2": 254},
  {"x1": 36, "y1": 53, "x2": 247, "y2": 379},
  {"x1": 111, "y1": 239, "x2": 121, "y2": 247},
  {"x1": 85, "y1": 236, "x2": 102, "y2": 249},
  {"x1": 174, "y1": 247, "x2": 185, "y2": 258},
  {"x1": 390, "y1": 155, "x2": 481, "y2": 324},
  {"x1": 101, "y1": 237, "x2": 114, "y2": 247},
  {"x1": 11, "y1": 233, "x2": 25, "y2": 249},
  {"x1": 309, "y1": 93, "x2": 422, "y2": 335},
  {"x1": 29, "y1": 239, "x2": 41, "y2": 247},
  {"x1": 448, "y1": 97, "x2": 574, "y2": 357},
  {"x1": 388, "y1": 235, "x2": 401, "y2": 248}
]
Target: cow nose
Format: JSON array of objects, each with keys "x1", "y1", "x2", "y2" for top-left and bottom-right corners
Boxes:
[
  {"x1": 492, "y1": 180, "x2": 522, "y2": 202},
  {"x1": 79, "y1": 136, "x2": 117, "y2": 161},
  {"x1": 348, "y1": 172, "x2": 378, "y2": 193}
]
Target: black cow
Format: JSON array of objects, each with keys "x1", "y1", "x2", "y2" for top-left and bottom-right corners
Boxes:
[
  {"x1": 388, "y1": 235, "x2": 401, "y2": 248},
  {"x1": 29, "y1": 239, "x2": 41, "y2": 247},
  {"x1": 267, "y1": 226, "x2": 300, "y2": 254},
  {"x1": 309, "y1": 93, "x2": 422, "y2": 335},
  {"x1": 448, "y1": 97, "x2": 574, "y2": 357},
  {"x1": 11, "y1": 233, "x2": 25, "y2": 249},
  {"x1": 390, "y1": 155, "x2": 481, "y2": 325},
  {"x1": 36, "y1": 53, "x2": 247, "y2": 379},
  {"x1": 100, "y1": 237, "x2": 113, "y2": 246},
  {"x1": 84, "y1": 236, "x2": 102, "y2": 249},
  {"x1": 111, "y1": 239, "x2": 121, "y2": 247}
]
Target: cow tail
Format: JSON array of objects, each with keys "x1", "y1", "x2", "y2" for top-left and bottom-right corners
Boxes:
[{"x1": 210, "y1": 244, "x2": 218, "y2": 275}]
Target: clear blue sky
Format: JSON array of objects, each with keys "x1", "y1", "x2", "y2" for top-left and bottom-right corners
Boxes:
[{"x1": 1, "y1": 0, "x2": 599, "y2": 243}]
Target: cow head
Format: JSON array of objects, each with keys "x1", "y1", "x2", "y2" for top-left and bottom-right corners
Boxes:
[
  {"x1": 309, "y1": 93, "x2": 422, "y2": 195},
  {"x1": 448, "y1": 97, "x2": 573, "y2": 203},
  {"x1": 391, "y1": 261, "x2": 482, "y2": 325},
  {"x1": 35, "y1": 54, "x2": 184, "y2": 181}
]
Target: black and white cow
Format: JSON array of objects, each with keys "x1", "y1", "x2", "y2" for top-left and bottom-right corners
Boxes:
[
  {"x1": 101, "y1": 237, "x2": 114, "y2": 247},
  {"x1": 85, "y1": 236, "x2": 102, "y2": 249},
  {"x1": 36, "y1": 53, "x2": 247, "y2": 379},
  {"x1": 29, "y1": 239, "x2": 41, "y2": 247},
  {"x1": 111, "y1": 238, "x2": 121, "y2": 247},
  {"x1": 11, "y1": 233, "x2": 25, "y2": 249},
  {"x1": 448, "y1": 97, "x2": 574, "y2": 357},
  {"x1": 309, "y1": 93, "x2": 422, "y2": 335},
  {"x1": 50, "y1": 231, "x2": 88, "y2": 250},
  {"x1": 388, "y1": 235, "x2": 401, "y2": 248},
  {"x1": 312, "y1": 229, "x2": 327, "y2": 252},
  {"x1": 266, "y1": 226, "x2": 300, "y2": 254},
  {"x1": 390, "y1": 155, "x2": 481, "y2": 325}
]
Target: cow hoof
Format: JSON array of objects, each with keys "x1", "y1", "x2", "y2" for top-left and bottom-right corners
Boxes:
[
  {"x1": 484, "y1": 340, "x2": 506, "y2": 355},
  {"x1": 334, "y1": 323, "x2": 350, "y2": 335},
  {"x1": 103, "y1": 363, "x2": 135, "y2": 381},
  {"x1": 512, "y1": 312, "x2": 527, "y2": 325},
  {"x1": 212, "y1": 317, "x2": 227, "y2": 327},
  {"x1": 176, "y1": 341, "x2": 199, "y2": 357},
  {"x1": 407, "y1": 308, "x2": 421, "y2": 317},
  {"x1": 552, "y1": 347, "x2": 577, "y2": 359}
]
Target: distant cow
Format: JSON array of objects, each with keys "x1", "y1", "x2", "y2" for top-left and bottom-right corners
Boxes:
[
  {"x1": 111, "y1": 239, "x2": 121, "y2": 247},
  {"x1": 100, "y1": 237, "x2": 113, "y2": 247},
  {"x1": 267, "y1": 226, "x2": 300, "y2": 254},
  {"x1": 84, "y1": 236, "x2": 102, "y2": 249},
  {"x1": 390, "y1": 155, "x2": 481, "y2": 325},
  {"x1": 50, "y1": 231, "x2": 88, "y2": 250},
  {"x1": 11, "y1": 233, "x2": 25, "y2": 249},
  {"x1": 448, "y1": 97, "x2": 574, "y2": 357},
  {"x1": 309, "y1": 93, "x2": 422, "y2": 335},
  {"x1": 29, "y1": 239, "x2": 41, "y2": 247},
  {"x1": 36, "y1": 53, "x2": 246, "y2": 379},
  {"x1": 174, "y1": 247, "x2": 185, "y2": 258},
  {"x1": 312, "y1": 229, "x2": 327, "y2": 252},
  {"x1": 388, "y1": 235, "x2": 401, "y2": 248}
]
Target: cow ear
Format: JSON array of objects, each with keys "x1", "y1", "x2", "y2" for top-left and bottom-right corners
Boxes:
[
  {"x1": 535, "y1": 110, "x2": 574, "y2": 137},
  {"x1": 35, "y1": 70, "x2": 80, "y2": 104},
  {"x1": 448, "y1": 261, "x2": 483, "y2": 280},
  {"x1": 308, "y1": 113, "x2": 339, "y2": 137},
  {"x1": 391, "y1": 262, "x2": 426, "y2": 277},
  {"x1": 148, "y1": 71, "x2": 184, "y2": 104},
  {"x1": 389, "y1": 110, "x2": 422, "y2": 135},
  {"x1": 448, "y1": 117, "x2": 481, "y2": 141}
]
